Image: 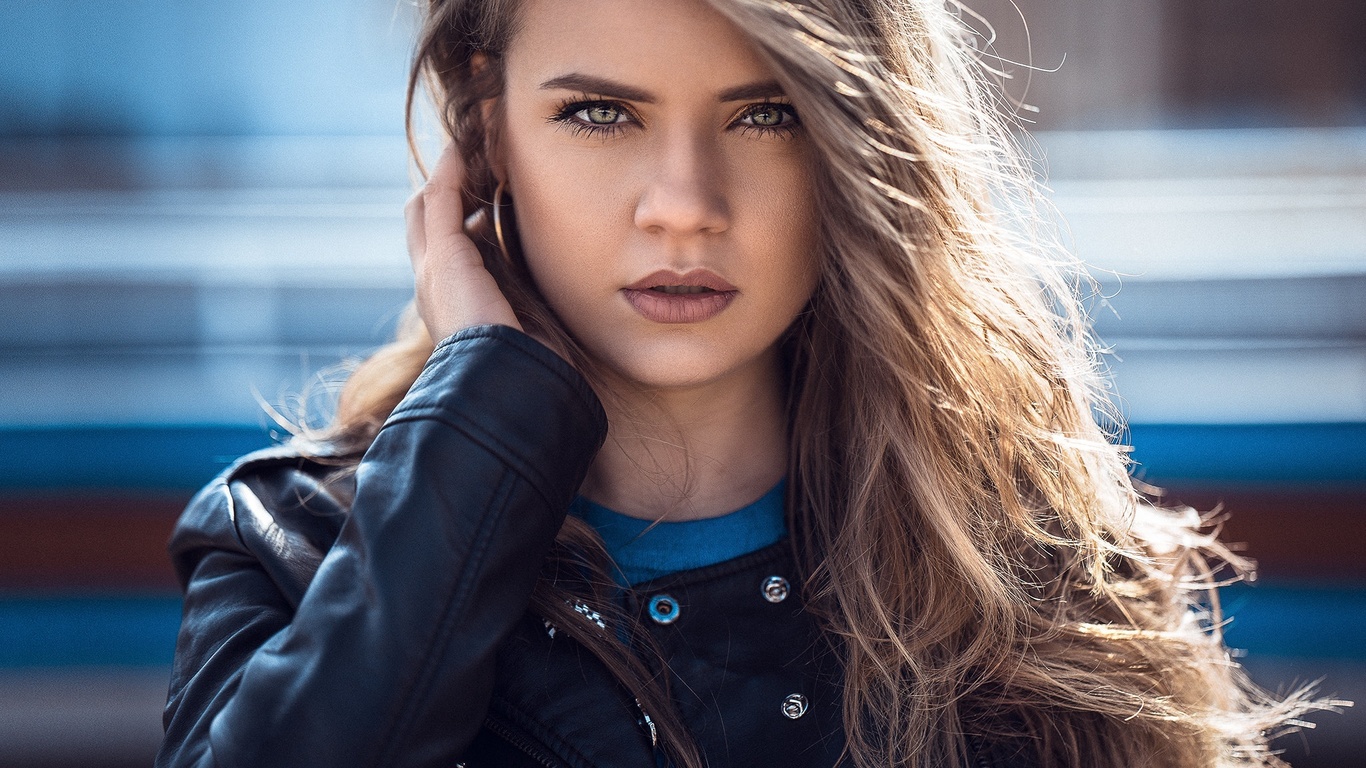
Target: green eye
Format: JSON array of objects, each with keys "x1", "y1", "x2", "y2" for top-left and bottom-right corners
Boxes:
[
  {"x1": 738, "y1": 103, "x2": 799, "y2": 136},
  {"x1": 749, "y1": 106, "x2": 785, "y2": 127},
  {"x1": 584, "y1": 105, "x2": 622, "y2": 125},
  {"x1": 548, "y1": 99, "x2": 636, "y2": 138}
]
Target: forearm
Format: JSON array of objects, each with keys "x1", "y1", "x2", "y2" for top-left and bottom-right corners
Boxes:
[{"x1": 160, "y1": 326, "x2": 606, "y2": 768}]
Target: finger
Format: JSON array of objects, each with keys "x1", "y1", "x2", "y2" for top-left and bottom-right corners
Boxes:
[
  {"x1": 404, "y1": 190, "x2": 426, "y2": 268},
  {"x1": 463, "y1": 204, "x2": 490, "y2": 241},
  {"x1": 422, "y1": 144, "x2": 469, "y2": 262}
]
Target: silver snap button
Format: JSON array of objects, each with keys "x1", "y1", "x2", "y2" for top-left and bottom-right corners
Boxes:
[
  {"x1": 648, "y1": 594, "x2": 680, "y2": 625},
  {"x1": 762, "y1": 575, "x2": 790, "y2": 603},
  {"x1": 781, "y1": 693, "x2": 809, "y2": 720}
]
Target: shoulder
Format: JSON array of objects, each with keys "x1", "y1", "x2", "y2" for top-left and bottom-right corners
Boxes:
[{"x1": 168, "y1": 439, "x2": 358, "y2": 607}]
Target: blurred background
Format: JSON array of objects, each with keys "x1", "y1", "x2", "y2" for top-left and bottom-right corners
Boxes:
[{"x1": 0, "y1": 0, "x2": 1362, "y2": 765}]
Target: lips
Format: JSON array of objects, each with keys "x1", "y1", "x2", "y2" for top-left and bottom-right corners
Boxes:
[
  {"x1": 624, "y1": 269, "x2": 738, "y2": 293},
  {"x1": 622, "y1": 269, "x2": 738, "y2": 324}
]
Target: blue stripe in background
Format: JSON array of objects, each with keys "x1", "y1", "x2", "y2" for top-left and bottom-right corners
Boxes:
[
  {"x1": 1127, "y1": 423, "x2": 1366, "y2": 484},
  {"x1": 1220, "y1": 584, "x2": 1366, "y2": 660},
  {"x1": 2, "y1": 422, "x2": 1362, "y2": 491},
  {"x1": 0, "y1": 425, "x2": 277, "y2": 491},
  {"x1": 0, "y1": 595, "x2": 183, "y2": 667},
  {"x1": 0, "y1": 583, "x2": 1358, "y2": 668}
]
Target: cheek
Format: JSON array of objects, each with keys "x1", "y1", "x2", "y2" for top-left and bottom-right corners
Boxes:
[
  {"x1": 504, "y1": 142, "x2": 630, "y2": 306},
  {"x1": 743, "y1": 153, "x2": 822, "y2": 300}
]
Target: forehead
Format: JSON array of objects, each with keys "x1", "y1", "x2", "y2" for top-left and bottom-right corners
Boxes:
[{"x1": 506, "y1": 0, "x2": 775, "y2": 96}]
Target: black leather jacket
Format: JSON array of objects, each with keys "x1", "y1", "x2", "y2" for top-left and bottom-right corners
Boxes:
[{"x1": 156, "y1": 325, "x2": 1023, "y2": 768}]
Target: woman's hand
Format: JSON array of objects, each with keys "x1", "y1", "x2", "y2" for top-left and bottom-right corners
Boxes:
[{"x1": 406, "y1": 143, "x2": 522, "y2": 342}]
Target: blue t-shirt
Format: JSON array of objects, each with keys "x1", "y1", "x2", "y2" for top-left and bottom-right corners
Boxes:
[{"x1": 569, "y1": 479, "x2": 787, "y2": 586}]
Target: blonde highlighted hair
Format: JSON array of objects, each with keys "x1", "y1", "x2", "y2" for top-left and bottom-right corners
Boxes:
[{"x1": 309, "y1": 0, "x2": 1331, "y2": 765}]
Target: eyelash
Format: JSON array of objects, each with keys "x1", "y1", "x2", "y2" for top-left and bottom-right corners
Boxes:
[{"x1": 546, "y1": 96, "x2": 801, "y2": 140}]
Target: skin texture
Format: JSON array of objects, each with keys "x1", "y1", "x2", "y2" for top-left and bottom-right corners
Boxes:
[{"x1": 409, "y1": 0, "x2": 820, "y2": 520}]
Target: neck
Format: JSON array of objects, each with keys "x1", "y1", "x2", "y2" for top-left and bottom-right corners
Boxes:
[{"x1": 580, "y1": 348, "x2": 788, "y2": 522}]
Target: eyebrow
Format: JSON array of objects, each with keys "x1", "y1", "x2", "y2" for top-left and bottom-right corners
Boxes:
[{"x1": 538, "y1": 73, "x2": 786, "y2": 103}]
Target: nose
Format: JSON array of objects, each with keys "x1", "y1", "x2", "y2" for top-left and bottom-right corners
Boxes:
[{"x1": 633, "y1": 133, "x2": 730, "y2": 237}]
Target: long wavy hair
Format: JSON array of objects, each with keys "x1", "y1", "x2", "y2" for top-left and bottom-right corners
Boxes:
[{"x1": 306, "y1": 0, "x2": 1329, "y2": 765}]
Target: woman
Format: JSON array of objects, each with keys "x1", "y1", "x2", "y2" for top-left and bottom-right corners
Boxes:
[{"x1": 155, "y1": 0, "x2": 1325, "y2": 766}]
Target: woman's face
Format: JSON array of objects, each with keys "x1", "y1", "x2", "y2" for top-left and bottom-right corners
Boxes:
[{"x1": 495, "y1": 0, "x2": 820, "y2": 391}]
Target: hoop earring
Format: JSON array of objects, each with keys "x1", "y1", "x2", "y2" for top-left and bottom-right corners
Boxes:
[{"x1": 491, "y1": 180, "x2": 512, "y2": 264}]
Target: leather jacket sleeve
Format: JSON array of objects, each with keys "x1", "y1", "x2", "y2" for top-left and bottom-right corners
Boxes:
[{"x1": 156, "y1": 325, "x2": 608, "y2": 768}]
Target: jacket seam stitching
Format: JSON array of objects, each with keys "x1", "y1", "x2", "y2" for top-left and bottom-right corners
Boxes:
[
  {"x1": 380, "y1": 409, "x2": 567, "y2": 510},
  {"x1": 407, "y1": 330, "x2": 604, "y2": 433},
  {"x1": 372, "y1": 465, "x2": 519, "y2": 766}
]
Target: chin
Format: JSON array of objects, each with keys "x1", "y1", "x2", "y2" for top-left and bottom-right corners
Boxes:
[{"x1": 587, "y1": 333, "x2": 763, "y2": 393}]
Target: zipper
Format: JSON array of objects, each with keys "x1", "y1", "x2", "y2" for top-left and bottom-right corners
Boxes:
[{"x1": 482, "y1": 716, "x2": 569, "y2": 768}]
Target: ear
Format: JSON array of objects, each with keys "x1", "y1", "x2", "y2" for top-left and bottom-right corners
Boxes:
[{"x1": 471, "y1": 52, "x2": 509, "y2": 188}]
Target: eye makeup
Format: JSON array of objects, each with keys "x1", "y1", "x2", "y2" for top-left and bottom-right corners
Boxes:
[{"x1": 545, "y1": 94, "x2": 801, "y2": 140}]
